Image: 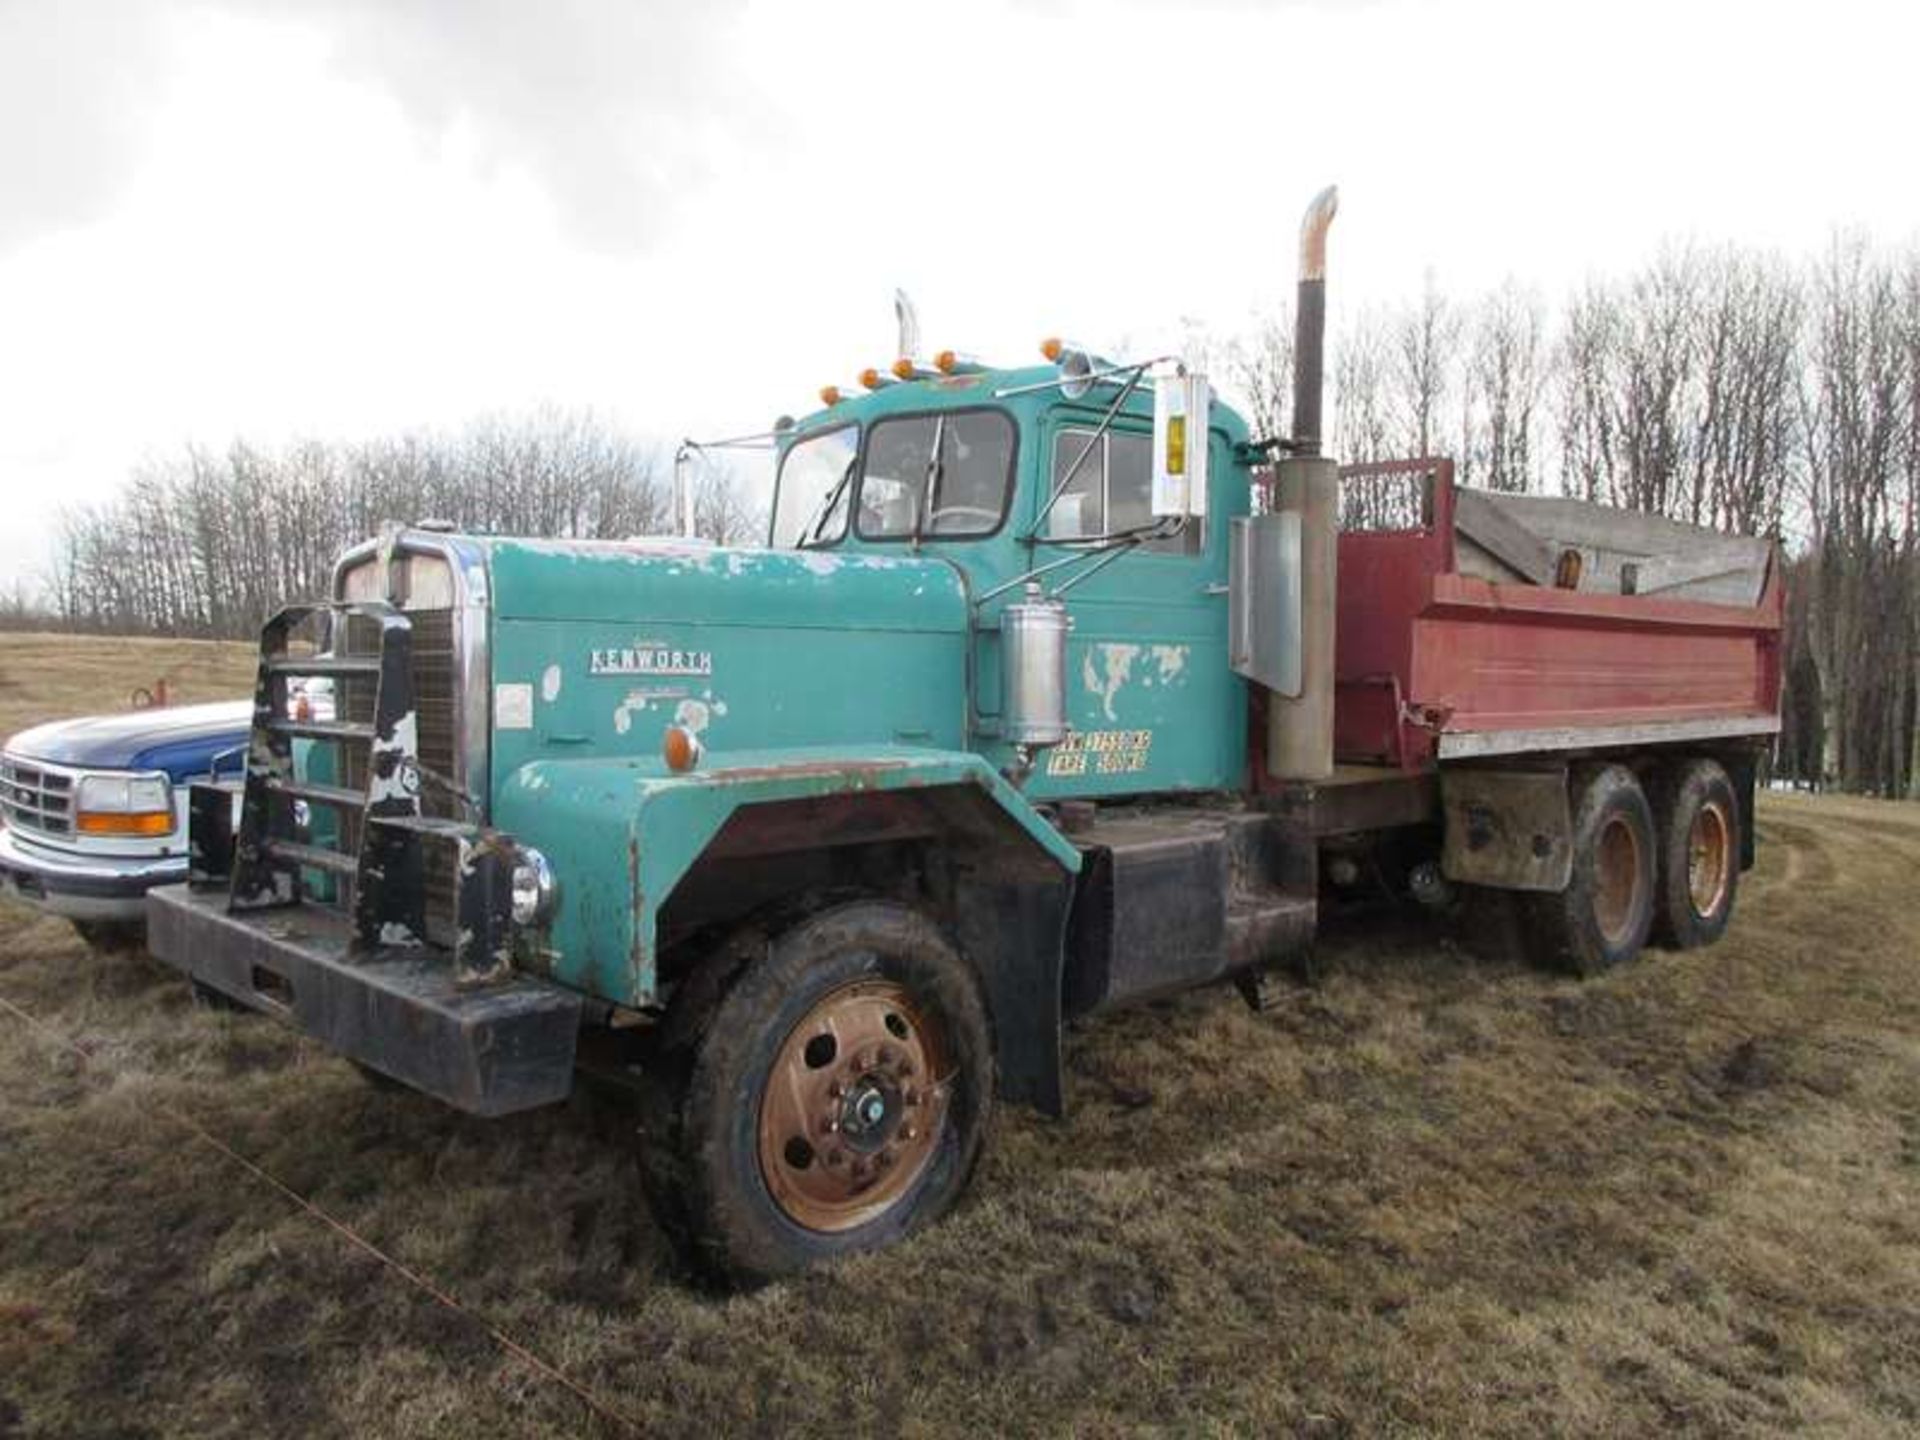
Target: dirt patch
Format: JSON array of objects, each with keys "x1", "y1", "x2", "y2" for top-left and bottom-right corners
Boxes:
[{"x1": 4, "y1": 641, "x2": 1920, "y2": 1434}]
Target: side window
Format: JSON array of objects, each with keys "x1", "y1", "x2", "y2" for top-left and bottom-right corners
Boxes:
[
  {"x1": 1045, "y1": 431, "x2": 1105, "y2": 538},
  {"x1": 1045, "y1": 427, "x2": 1202, "y2": 555}
]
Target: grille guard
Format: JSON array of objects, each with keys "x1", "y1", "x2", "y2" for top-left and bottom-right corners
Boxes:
[{"x1": 190, "y1": 599, "x2": 531, "y2": 986}]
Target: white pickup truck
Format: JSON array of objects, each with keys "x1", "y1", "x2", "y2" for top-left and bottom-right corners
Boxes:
[{"x1": 0, "y1": 699, "x2": 252, "y2": 948}]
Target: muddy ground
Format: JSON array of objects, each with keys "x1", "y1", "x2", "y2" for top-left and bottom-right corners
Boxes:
[{"x1": 2, "y1": 632, "x2": 1918, "y2": 1437}]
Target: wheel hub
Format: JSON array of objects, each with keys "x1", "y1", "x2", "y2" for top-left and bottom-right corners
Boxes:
[
  {"x1": 758, "y1": 979, "x2": 949, "y2": 1233},
  {"x1": 1688, "y1": 799, "x2": 1731, "y2": 917}
]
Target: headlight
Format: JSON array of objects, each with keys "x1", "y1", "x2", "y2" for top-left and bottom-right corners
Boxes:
[
  {"x1": 76, "y1": 772, "x2": 174, "y2": 836},
  {"x1": 509, "y1": 848, "x2": 557, "y2": 927}
]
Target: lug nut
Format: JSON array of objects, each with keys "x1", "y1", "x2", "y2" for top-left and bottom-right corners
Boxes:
[
  {"x1": 820, "y1": 1115, "x2": 840, "y2": 1135},
  {"x1": 900, "y1": 1123, "x2": 919, "y2": 1142}
]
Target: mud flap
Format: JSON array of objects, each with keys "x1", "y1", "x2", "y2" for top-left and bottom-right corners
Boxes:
[
  {"x1": 952, "y1": 864, "x2": 1074, "y2": 1118},
  {"x1": 1441, "y1": 766, "x2": 1573, "y2": 892}
]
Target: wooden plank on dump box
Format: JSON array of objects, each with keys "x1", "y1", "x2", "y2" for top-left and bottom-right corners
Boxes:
[{"x1": 1453, "y1": 488, "x2": 1557, "y2": 587}]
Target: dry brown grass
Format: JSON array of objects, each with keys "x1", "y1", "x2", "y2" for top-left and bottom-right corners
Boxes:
[{"x1": 5, "y1": 635, "x2": 1920, "y2": 1437}]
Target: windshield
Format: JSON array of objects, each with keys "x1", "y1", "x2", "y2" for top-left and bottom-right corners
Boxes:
[
  {"x1": 770, "y1": 425, "x2": 859, "y2": 548},
  {"x1": 856, "y1": 409, "x2": 1015, "y2": 540}
]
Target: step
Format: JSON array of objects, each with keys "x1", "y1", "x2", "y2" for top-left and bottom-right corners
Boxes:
[
  {"x1": 268, "y1": 655, "x2": 381, "y2": 677},
  {"x1": 266, "y1": 718, "x2": 373, "y2": 743},
  {"x1": 265, "y1": 777, "x2": 364, "y2": 809},
  {"x1": 262, "y1": 837, "x2": 358, "y2": 876}
]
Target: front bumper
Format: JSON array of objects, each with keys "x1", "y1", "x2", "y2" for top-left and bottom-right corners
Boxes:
[
  {"x1": 0, "y1": 825, "x2": 185, "y2": 921},
  {"x1": 146, "y1": 883, "x2": 582, "y2": 1116}
]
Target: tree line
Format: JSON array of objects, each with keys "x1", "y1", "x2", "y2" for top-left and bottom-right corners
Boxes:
[
  {"x1": 35, "y1": 410, "x2": 761, "y2": 641},
  {"x1": 1223, "y1": 236, "x2": 1919, "y2": 798},
  {"x1": 14, "y1": 233, "x2": 1919, "y2": 797}
]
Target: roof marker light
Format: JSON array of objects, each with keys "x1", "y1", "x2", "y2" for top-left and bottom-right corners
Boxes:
[
  {"x1": 819, "y1": 384, "x2": 843, "y2": 406},
  {"x1": 859, "y1": 367, "x2": 895, "y2": 389},
  {"x1": 934, "y1": 349, "x2": 986, "y2": 375}
]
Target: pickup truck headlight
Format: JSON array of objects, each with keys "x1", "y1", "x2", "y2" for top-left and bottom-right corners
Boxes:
[{"x1": 76, "y1": 773, "x2": 174, "y2": 837}]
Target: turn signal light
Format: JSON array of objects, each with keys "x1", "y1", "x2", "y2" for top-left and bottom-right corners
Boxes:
[
  {"x1": 77, "y1": 810, "x2": 173, "y2": 837},
  {"x1": 663, "y1": 723, "x2": 703, "y2": 773}
]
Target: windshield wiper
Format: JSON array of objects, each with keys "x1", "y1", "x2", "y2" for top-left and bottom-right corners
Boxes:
[
  {"x1": 910, "y1": 416, "x2": 946, "y2": 549},
  {"x1": 795, "y1": 460, "x2": 856, "y2": 548}
]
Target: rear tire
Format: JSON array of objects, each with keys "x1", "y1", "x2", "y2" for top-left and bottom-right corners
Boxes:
[
  {"x1": 637, "y1": 900, "x2": 993, "y2": 1286},
  {"x1": 1526, "y1": 764, "x2": 1655, "y2": 978},
  {"x1": 1650, "y1": 758, "x2": 1740, "y2": 950}
]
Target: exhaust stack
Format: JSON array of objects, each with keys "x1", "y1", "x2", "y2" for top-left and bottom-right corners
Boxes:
[
  {"x1": 1267, "y1": 186, "x2": 1340, "y2": 782},
  {"x1": 1290, "y1": 185, "x2": 1338, "y2": 457}
]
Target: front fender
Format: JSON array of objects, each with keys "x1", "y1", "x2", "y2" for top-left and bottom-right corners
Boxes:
[{"x1": 494, "y1": 744, "x2": 1080, "y2": 1009}]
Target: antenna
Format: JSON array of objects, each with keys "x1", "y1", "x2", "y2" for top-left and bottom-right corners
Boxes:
[{"x1": 893, "y1": 288, "x2": 921, "y2": 362}]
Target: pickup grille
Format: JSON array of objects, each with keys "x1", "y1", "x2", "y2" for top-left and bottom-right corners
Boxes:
[{"x1": 0, "y1": 755, "x2": 75, "y2": 837}]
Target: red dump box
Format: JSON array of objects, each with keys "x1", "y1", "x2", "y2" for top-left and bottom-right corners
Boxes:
[{"x1": 1332, "y1": 460, "x2": 1784, "y2": 773}]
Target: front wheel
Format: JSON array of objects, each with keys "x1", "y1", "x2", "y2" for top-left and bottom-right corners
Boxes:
[{"x1": 638, "y1": 900, "x2": 994, "y2": 1286}]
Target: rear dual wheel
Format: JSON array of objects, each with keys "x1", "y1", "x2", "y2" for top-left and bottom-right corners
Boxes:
[
  {"x1": 1527, "y1": 764, "x2": 1656, "y2": 977},
  {"x1": 1651, "y1": 758, "x2": 1740, "y2": 950},
  {"x1": 638, "y1": 900, "x2": 993, "y2": 1286}
]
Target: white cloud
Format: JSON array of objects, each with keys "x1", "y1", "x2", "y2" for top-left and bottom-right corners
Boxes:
[{"x1": 1, "y1": 0, "x2": 1917, "y2": 591}]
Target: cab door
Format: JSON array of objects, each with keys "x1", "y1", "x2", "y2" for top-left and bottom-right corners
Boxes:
[{"x1": 1021, "y1": 412, "x2": 1246, "y2": 798}]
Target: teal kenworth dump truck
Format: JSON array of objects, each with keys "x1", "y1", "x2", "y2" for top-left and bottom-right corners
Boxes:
[{"x1": 149, "y1": 190, "x2": 1784, "y2": 1282}]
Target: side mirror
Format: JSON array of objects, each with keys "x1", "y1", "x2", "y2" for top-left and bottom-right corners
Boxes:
[{"x1": 1151, "y1": 364, "x2": 1211, "y2": 519}]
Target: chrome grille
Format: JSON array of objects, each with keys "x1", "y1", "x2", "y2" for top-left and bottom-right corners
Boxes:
[
  {"x1": 409, "y1": 608, "x2": 460, "y2": 945},
  {"x1": 329, "y1": 607, "x2": 460, "y2": 943},
  {"x1": 0, "y1": 754, "x2": 75, "y2": 837}
]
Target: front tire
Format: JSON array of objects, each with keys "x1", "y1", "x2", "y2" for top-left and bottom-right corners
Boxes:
[
  {"x1": 1526, "y1": 764, "x2": 1656, "y2": 977},
  {"x1": 638, "y1": 900, "x2": 993, "y2": 1286},
  {"x1": 1651, "y1": 758, "x2": 1740, "y2": 949}
]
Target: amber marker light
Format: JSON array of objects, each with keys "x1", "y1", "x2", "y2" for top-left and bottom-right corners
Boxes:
[
  {"x1": 77, "y1": 810, "x2": 174, "y2": 837},
  {"x1": 859, "y1": 367, "x2": 893, "y2": 389},
  {"x1": 663, "y1": 723, "x2": 704, "y2": 773},
  {"x1": 1040, "y1": 337, "x2": 1065, "y2": 362},
  {"x1": 890, "y1": 357, "x2": 917, "y2": 381},
  {"x1": 818, "y1": 384, "x2": 843, "y2": 406}
]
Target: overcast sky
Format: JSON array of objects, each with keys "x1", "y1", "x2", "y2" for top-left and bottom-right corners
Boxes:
[{"x1": 2, "y1": 0, "x2": 1916, "y2": 591}]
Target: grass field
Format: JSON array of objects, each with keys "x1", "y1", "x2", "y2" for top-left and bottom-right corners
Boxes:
[{"x1": 3, "y1": 632, "x2": 1919, "y2": 1437}]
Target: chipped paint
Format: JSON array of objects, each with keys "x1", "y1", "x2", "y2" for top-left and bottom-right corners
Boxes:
[
  {"x1": 367, "y1": 710, "x2": 421, "y2": 805},
  {"x1": 1149, "y1": 644, "x2": 1189, "y2": 683},
  {"x1": 540, "y1": 664, "x2": 563, "y2": 702},
  {"x1": 1082, "y1": 643, "x2": 1140, "y2": 722},
  {"x1": 674, "y1": 697, "x2": 713, "y2": 736}
]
